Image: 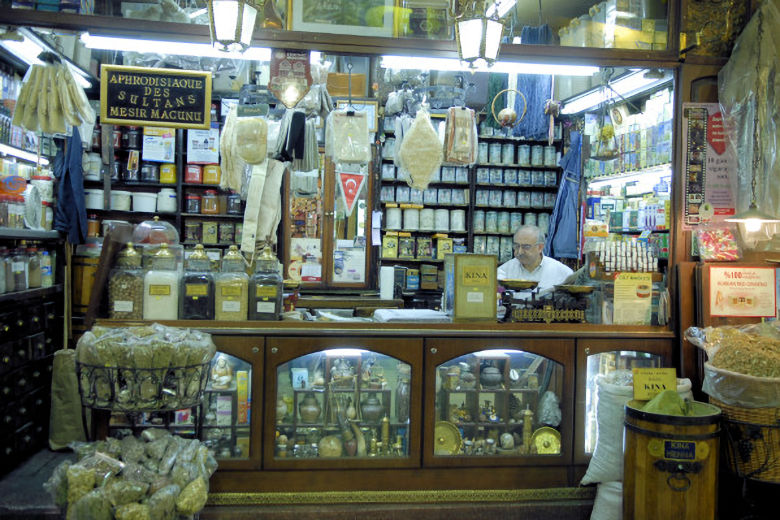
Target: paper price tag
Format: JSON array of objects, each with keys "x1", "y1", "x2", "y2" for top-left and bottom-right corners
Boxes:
[{"x1": 633, "y1": 368, "x2": 677, "y2": 401}]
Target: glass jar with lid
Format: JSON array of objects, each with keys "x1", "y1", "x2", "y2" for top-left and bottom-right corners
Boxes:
[
  {"x1": 201, "y1": 190, "x2": 219, "y2": 214},
  {"x1": 250, "y1": 244, "x2": 283, "y2": 320},
  {"x1": 133, "y1": 216, "x2": 180, "y2": 245},
  {"x1": 226, "y1": 191, "x2": 242, "y2": 215},
  {"x1": 27, "y1": 247, "x2": 41, "y2": 289},
  {"x1": 180, "y1": 244, "x2": 215, "y2": 320},
  {"x1": 124, "y1": 126, "x2": 141, "y2": 149},
  {"x1": 11, "y1": 246, "x2": 28, "y2": 291},
  {"x1": 109, "y1": 242, "x2": 144, "y2": 320},
  {"x1": 215, "y1": 245, "x2": 248, "y2": 321},
  {"x1": 143, "y1": 243, "x2": 179, "y2": 320}
]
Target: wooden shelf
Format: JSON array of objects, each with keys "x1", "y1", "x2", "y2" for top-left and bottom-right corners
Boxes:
[
  {"x1": 475, "y1": 162, "x2": 560, "y2": 170},
  {"x1": 0, "y1": 284, "x2": 63, "y2": 304},
  {"x1": 84, "y1": 180, "x2": 176, "y2": 189},
  {"x1": 86, "y1": 209, "x2": 175, "y2": 217},
  {"x1": 381, "y1": 179, "x2": 470, "y2": 187},
  {"x1": 475, "y1": 183, "x2": 558, "y2": 189},
  {"x1": 380, "y1": 257, "x2": 443, "y2": 263},
  {"x1": 182, "y1": 183, "x2": 222, "y2": 188},
  {"x1": 477, "y1": 136, "x2": 561, "y2": 144},
  {"x1": 382, "y1": 229, "x2": 467, "y2": 234},
  {"x1": 382, "y1": 202, "x2": 469, "y2": 208},
  {"x1": 181, "y1": 213, "x2": 243, "y2": 220},
  {"x1": 0, "y1": 228, "x2": 61, "y2": 240}
]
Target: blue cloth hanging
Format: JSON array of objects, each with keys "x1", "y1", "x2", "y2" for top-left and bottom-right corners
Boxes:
[
  {"x1": 545, "y1": 131, "x2": 581, "y2": 259},
  {"x1": 512, "y1": 25, "x2": 553, "y2": 140},
  {"x1": 53, "y1": 128, "x2": 87, "y2": 244}
]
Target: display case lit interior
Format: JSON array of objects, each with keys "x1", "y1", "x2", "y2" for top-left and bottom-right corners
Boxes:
[
  {"x1": 108, "y1": 351, "x2": 252, "y2": 460},
  {"x1": 275, "y1": 348, "x2": 411, "y2": 459},
  {"x1": 583, "y1": 350, "x2": 662, "y2": 453},
  {"x1": 434, "y1": 349, "x2": 563, "y2": 456}
]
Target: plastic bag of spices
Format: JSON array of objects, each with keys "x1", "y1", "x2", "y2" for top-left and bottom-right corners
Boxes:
[{"x1": 397, "y1": 109, "x2": 443, "y2": 191}]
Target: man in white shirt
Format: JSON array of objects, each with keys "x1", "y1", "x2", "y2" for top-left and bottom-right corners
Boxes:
[{"x1": 497, "y1": 225, "x2": 573, "y2": 295}]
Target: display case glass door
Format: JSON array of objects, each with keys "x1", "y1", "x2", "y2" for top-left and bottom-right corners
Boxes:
[
  {"x1": 574, "y1": 338, "x2": 671, "y2": 464},
  {"x1": 424, "y1": 338, "x2": 574, "y2": 467},
  {"x1": 264, "y1": 336, "x2": 422, "y2": 469}
]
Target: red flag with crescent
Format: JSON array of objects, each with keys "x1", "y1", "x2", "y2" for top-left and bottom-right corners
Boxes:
[{"x1": 338, "y1": 171, "x2": 366, "y2": 216}]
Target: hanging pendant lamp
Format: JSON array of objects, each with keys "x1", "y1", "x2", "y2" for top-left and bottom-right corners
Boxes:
[
  {"x1": 207, "y1": 0, "x2": 258, "y2": 53},
  {"x1": 453, "y1": 1, "x2": 516, "y2": 68}
]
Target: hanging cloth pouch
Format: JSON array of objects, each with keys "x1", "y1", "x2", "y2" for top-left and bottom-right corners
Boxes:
[
  {"x1": 241, "y1": 159, "x2": 286, "y2": 255},
  {"x1": 397, "y1": 109, "x2": 443, "y2": 191},
  {"x1": 443, "y1": 106, "x2": 477, "y2": 165},
  {"x1": 235, "y1": 116, "x2": 269, "y2": 165},
  {"x1": 328, "y1": 110, "x2": 371, "y2": 164}
]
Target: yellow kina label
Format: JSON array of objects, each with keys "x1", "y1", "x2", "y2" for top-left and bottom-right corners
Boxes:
[
  {"x1": 148, "y1": 284, "x2": 171, "y2": 296},
  {"x1": 462, "y1": 266, "x2": 490, "y2": 286},
  {"x1": 633, "y1": 368, "x2": 677, "y2": 400}
]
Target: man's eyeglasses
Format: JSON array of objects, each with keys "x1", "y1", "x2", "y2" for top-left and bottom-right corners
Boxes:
[{"x1": 513, "y1": 243, "x2": 540, "y2": 251}]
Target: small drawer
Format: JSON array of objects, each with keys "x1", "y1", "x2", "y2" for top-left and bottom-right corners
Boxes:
[
  {"x1": 10, "y1": 311, "x2": 28, "y2": 339},
  {"x1": 27, "y1": 305, "x2": 45, "y2": 335},
  {"x1": 29, "y1": 333, "x2": 46, "y2": 361},
  {"x1": 15, "y1": 423, "x2": 36, "y2": 457},
  {"x1": 0, "y1": 312, "x2": 16, "y2": 343},
  {"x1": 0, "y1": 341, "x2": 15, "y2": 376},
  {"x1": 1, "y1": 402, "x2": 16, "y2": 431},
  {"x1": 42, "y1": 301, "x2": 60, "y2": 330},
  {"x1": 15, "y1": 366, "x2": 32, "y2": 395},
  {"x1": 13, "y1": 340, "x2": 30, "y2": 367}
]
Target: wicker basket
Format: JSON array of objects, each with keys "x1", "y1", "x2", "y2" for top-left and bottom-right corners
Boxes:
[
  {"x1": 710, "y1": 398, "x2": 780, "y2": 483},
  {"x1": 76, "y1": 361, "x2": 210, "y2": 413}
]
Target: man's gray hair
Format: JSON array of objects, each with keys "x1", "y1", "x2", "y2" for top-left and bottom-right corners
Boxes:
[{"x1": 515, "y1": 225, "x2": 546, "y2": 245}]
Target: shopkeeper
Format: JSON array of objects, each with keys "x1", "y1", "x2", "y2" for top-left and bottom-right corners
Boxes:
[{"x1": 498, "y1": 225, "x2": 574, "y2": 294}]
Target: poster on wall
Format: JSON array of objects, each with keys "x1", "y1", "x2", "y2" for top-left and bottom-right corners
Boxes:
[
  {"x1": 709, "y1": 265, "x2": 777, "y2": 317},
  {"x1": 142, "y1": 127, "x2": 176, "y2": 162},
  {"x1": 186, "y1": 127, "x2": 220, "y2": 164},
  {"x1": 269, "y1": 49, "x2": 312, "y2": 108},
  {"x1": 288, "y1": 237, "x2": 322, "y2": 282},
  {"x1": 681, "y1": 103, "x2": 738, "y2": 229}
]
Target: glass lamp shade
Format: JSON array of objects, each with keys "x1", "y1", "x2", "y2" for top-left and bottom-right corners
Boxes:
[
  {"x1": 456, "y1": 16, "x2": 504, "y2": 68},
  {"x1": 208, "y1": 0, "x2": 258, "y2": 53},
  {"x1": 725, "y1": 204, "x2": 780, "y2": 232}
]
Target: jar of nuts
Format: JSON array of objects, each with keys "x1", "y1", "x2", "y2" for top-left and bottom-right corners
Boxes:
[{"x1": 109, "y1": 243, "x2": 144, "y2": 319}]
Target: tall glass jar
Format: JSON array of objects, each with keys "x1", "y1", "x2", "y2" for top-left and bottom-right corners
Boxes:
[
  {"x1": 143, "y1": 243, "x2": 179, "y2": 320},
  {"x1": 215, "y1": 245, "x2": 248, "y2": 321},
  {"x1": 11, "y1": 247, "x2": 28, "y2": 291},
  {"x1": 180, "y1": 244, "x2": 215, "y2": 320},
  {"x1": 26, "y1": 247, "x2": 41, "y2": 289},
  {"x1": 109, "y1": 242, "x2": 144, "y2": 320},
  {"x1": 250, "y1": 244, "x2": 283, "y2": 320}
]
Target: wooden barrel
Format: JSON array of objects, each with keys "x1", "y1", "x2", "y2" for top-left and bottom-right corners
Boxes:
[
  {"x1": 72, "y1": 256, "x2": 100, "y2": 315},
  {"x1": 623, "y1": 400, "x2": 721, "y2": 520}
]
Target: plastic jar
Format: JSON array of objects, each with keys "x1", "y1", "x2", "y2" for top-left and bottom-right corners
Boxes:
[
  {"x1": 84, "y1": 188, "x2": 105, "y2": 210},
  {"x1": 201, "y1": 190, "x2": 219, "y2": 214},
  {"x1": 157, "y1": 188, "x2": 177, "y2": 213},
  {"x1": 143, "y1": 244, "x2": 179, "y2": 320},
  {"x1": 124, "y1": 126, "x2": 141, "y2": 149},
  {"x1": 112, "y1": 128, "x2": 123, "y2": 149},
  {"x1": 111, "y1": 190, "x2": 132, "y2": 211},
  {"x1": 203, "y1": 164, "x2": 221, "y2": 185},
  {"x1": 185, "y1": 194, "x2": 202, "y2": 214},
  {"x1": 226, "y1": 192, "x2": 242, "y2": 215},
  {"x1": 160, "y1": 163, "x2": 176, "y2": 184},
  {"x1": 132, "y1": 192, "x2": 157, "y2": 212},
  {"x1": 185, "y1": 164, "x2": 203, "y2": 183}
]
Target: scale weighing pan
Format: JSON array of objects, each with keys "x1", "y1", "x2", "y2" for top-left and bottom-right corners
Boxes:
[{"x1": 500, "y1": 279, "x2": 539, "y2": 291}]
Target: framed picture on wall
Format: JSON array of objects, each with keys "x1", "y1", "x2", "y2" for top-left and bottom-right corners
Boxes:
[
  {"x1": 290, "y1": 0, "x2": 395, "y2": 37},
  {"x1": 334, "y1": 98, "x2": 379, "y2": 133}
]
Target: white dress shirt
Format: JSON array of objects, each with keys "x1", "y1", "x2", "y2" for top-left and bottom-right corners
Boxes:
[{"x1": 497, "y1": 256, "x2": 574, "y2": 294}]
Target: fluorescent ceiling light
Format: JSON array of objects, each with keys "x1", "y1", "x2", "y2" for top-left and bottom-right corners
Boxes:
[
  {"x1": 1, "y1": 30, "x2": 92, "y2": 89},
  {"x1": 381, "y1": 55, "x2": 598, "y2": 76},
  {"x1": 80, "y1": 33, "x2": 271, "y2": 61},
  {"x1": 0, "y1": 143, "x2": 49, "y2": 166},
  {"x1": 189, "y1": 8, "x2": 207, "y2": 18},
  {"x1": 561, "y1": 70, "x2": 673, "y2": 115}
]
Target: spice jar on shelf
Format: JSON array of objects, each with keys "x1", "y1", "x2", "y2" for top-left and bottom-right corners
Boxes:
[
  {"x1": 215, "y1": 245, "x2": 248, "y2": 321},
  {"x1": 143, "y1": 243, "x2": 179, "y2": 320},
  {"x1": 180, "y1": 244, "x2": 215, "y2": 320},
  {"x1": 109, "y1": 242, "x2": 144, "y2": 320},
  {"x1": 26, "y1": 246, "x2": 41, "y2": 289},
  {"x1": 185, "y1": 194, "x2": 202, "y2": 214},
  {"x1": 11, "y1": 246, "x2": 28, "y2": 292},
  {"x1": 201, "y1": 189, "x2": 219, "y2": 214},
  {"x1": 124, "y1": 126, "x2": 141, "y2": 149},
  {"x1": 203, "y1": 164, "x2": 221, "y2": 185},
  {"x1": 226, "y1": 191, "x2": 242, "y2": 215},
  {"x1": 250, "y1": 243, "x2": 283, "y2": 320}
]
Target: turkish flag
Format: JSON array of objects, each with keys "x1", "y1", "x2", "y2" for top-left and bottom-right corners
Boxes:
[
  {"x1": 338, "y1": 171, "x2": 366, "y2": 216},
  {"x1": 708, "y1": 111, "x2": 727, "y2": 155}
]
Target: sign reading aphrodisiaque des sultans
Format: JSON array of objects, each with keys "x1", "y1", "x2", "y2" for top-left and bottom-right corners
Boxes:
[{"x1": 100, "y1": 65, "x2": 212, "y2": 129}]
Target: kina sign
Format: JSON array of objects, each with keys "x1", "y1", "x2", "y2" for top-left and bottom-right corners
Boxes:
[{"x1": 707, "y1": 111, "x2": 727, "y2": 155}]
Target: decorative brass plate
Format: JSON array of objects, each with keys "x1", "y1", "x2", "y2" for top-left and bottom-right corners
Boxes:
[
  {"x1": 434, "y1": 420, "x2": 462, "y2": 455},
  {"x1": 531, "y1": 427, "x2": 561, "y2": 455}
]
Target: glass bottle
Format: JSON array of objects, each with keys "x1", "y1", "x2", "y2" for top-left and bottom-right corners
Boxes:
[
  {"x1": 40, "y1": 250, "x2": 53, "y2": 288},
  {"x1": 250, "y1": 244, "x2": 283, "y2": 320},
  {"x1": 215, "y1": 245, "x2": 248, "y2": 321},
  {"x1": 143, "y1": 243, "x2": 179, "y2": 320},
  {"x1": 180, "y1": 244, "x2": 215, "y2": 320},
  {"x1": 201, "y1": 190, "x2": 219, "y2": 214},
  {"x1": 0, "y1": 247, "x2": 6, "y2": 294},
  {"x1": 26, "y1": 247, "x2": 41, "y2": 289},
  {"x1": 109, "y1": 242, "x2": 144, "y2": 320},
  {"x1": 11, "y1": 246, "x2": 28, "y2": 291}
]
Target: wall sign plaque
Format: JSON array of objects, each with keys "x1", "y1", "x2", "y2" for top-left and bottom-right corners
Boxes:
[{"x1": 100, "y1": 64, "x2": 212, "y2": 129}]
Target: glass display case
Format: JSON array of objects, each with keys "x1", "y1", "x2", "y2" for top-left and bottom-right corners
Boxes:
[
  {"x1": 265, "y1": 337, "x2": 422, "y2": 469},
  {"x1": 424, "y1": 338, "x2": 574, "y2": 467},
  {"x1": 574, "y1": 338, "x2": 671, "y2": 464}
]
